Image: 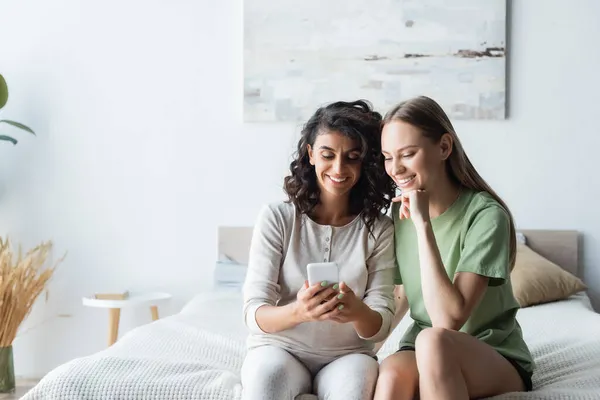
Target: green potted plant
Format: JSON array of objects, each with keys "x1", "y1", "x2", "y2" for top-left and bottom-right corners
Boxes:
[
  {"x1": 0, "y1": 73, "x2": 40, "y2": 393},
  {"x1": 0, "y1": 73, "x2": 35, "y2": 144}
]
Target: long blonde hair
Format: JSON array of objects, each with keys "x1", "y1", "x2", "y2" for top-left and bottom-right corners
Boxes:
[{"x1": 383, "y1": 96, "x2": 517, "y2": 271}]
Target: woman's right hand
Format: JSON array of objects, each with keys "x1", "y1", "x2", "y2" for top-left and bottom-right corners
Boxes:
[{"x1": 293, "y1": 280, "x2": 341, "y2": 323}]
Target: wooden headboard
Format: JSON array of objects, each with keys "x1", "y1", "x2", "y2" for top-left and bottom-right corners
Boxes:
[{"x1": 217, "y1": 227, "x2": 581, "y2": 278}]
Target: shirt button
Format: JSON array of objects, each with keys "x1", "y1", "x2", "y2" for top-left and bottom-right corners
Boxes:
[
  {"x1": 325, "y1": 248, "x2": 329, "y2": 252},
  {"x1": 325, "y1": 237, "x2": 330, "y2": 242}
]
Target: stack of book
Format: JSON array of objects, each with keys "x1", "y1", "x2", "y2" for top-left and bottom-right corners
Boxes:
[{"x1": 93, "y1": 290, "x2": 129, "y2": 300}]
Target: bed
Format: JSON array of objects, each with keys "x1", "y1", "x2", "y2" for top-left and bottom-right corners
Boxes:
[{"x1": 23, "y1": 228, "x2": 600, "y2": 400}]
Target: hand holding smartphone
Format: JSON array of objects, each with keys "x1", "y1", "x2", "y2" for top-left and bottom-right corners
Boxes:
[
  {"x1": 292, "y1": 262, "x2": 343, "y2": 323},
  {"x1": 296, "y1": 262, "x2": 363, "y2": 325}
]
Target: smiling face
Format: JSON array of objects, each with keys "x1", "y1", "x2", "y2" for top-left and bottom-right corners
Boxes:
[
  {"x1": 307, "y1": 130, "x2": 362, "y2": 200},
  {"x1": 381, "y1": 120, "x2": 452, "y2": 192}
]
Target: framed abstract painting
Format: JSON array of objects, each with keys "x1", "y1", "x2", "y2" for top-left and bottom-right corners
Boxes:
[{"x1": 243, "y1": 0, "x2": 507, "y2": 122}]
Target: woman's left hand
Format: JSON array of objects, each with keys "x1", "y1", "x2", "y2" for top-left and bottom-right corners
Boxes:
[
  {"x1": 326, "y1": 282, "x2": 365, "y2": 323},
  {"x1": 393, "y1": 189, "x2": 430, "y2": 225}
]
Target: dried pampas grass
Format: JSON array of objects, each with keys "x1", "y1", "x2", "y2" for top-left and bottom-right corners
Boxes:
[{"x1": 0, "y1": 237, "x2": 64, "y2": 347}]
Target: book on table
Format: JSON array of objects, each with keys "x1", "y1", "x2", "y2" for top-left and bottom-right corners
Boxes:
[{"x1": 93, "y1": 290, "x2": 130, "y2": 300}]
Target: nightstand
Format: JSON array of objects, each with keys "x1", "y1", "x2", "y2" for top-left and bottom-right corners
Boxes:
[{"x1": 82, "y1": 292, "x2": 172, "y2": 346}]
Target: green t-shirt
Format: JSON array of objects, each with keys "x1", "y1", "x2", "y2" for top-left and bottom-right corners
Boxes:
[{"x1": 393, "y1": 189, "x2": 534, "y2": 373}]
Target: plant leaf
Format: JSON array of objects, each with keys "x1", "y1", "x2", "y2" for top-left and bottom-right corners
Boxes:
[
  {"x1": 0, "y1": 120, "x2": 35, "y2": 135},
  {"x1": 0, "y1": 74, "x2": 7, "y2": 110},
  {"x1": 0, "y1": 135, "x2": 17, "y2": 145}
]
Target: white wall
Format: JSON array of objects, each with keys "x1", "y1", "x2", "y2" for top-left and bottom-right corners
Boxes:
[{"x1": 0, "y1": 0, "x2": 598, "y2": 379}]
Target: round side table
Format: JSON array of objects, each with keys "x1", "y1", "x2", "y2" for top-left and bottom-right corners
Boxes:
[{"x1": 82, "y1": 292, "x2": 172, "y2": 346}]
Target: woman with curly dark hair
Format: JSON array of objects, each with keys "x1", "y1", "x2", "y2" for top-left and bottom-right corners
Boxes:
[{"x1": 241, "y1": 100, "x2": 397, "y2": 400}]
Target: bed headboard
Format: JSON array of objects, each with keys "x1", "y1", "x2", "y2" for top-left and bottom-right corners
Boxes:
[
  {"x1": 217, "y1": 227, "x2": 581, "y2": 278},
  {"x1": 217, "y1": 226, "x2": 254, "y2": 264},
  {"x1": 518, "y1": 229, "x2": 580, "y2": 277}
]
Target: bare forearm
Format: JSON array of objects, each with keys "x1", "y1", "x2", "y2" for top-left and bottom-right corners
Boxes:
[
  {"x1": 254, "y1": 303, "x2": 302, "y2": 333},
  {"x1": 352, "y1": 302, "x2": 383, "y2": 339},
  {"x1": 415, "y1": 222, "x2": 465, "y2": 328}
]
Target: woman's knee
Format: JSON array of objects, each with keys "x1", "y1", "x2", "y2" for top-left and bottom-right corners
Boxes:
[
  {"x1": 378, "y1": 354, "x2": 419, "y2": 388},
  {"x1": 246, "y1": 360, "x2": 289, "y2": 386},
  {"x1": 315, "y1": 354, "x2": 379, "y2": 399},
  {"x1": 241, "y1": 346, "x2": 310, "y2": 398},
  {"x1": 378, "y1": 357, "x2": 401, "y2": 381},
  {"x1": 243, "y1": 355, "x2": 298, "y2": 385},
  {"x1": 415, "y1": 327, "x2": 455, "y2": 377}
]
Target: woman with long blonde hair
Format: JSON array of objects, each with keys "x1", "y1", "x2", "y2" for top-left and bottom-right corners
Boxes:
[{"x1": 374, "y1": 96, "x2": 534, "y2": 399}]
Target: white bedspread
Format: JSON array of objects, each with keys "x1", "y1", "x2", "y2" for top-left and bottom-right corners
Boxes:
[{"x1": 23, "y1": 291, "x2": 600, "y2": 400}]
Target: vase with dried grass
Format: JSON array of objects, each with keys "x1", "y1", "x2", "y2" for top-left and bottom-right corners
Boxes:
[{"x1": 0, "y1": 237, "x2": 61, "y2": 393}]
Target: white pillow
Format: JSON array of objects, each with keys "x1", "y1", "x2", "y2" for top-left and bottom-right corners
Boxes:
[
  {"x1": 213, "y1": 256, "x2": 247, "y2": 289},
  {"x1": 516, "y1": 231, "x2": 527, "y2": 245}
]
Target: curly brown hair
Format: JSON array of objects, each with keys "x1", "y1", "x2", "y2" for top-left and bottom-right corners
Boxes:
[{"x1": 283, "y1": 100, "x2": 394, "y2": 234}]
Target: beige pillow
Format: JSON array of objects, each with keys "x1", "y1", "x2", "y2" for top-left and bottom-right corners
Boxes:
[{"x1": 510, "y1": 243, "x2": 587, "y2": 307}]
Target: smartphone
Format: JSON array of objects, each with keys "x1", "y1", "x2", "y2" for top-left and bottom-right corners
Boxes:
[{"x1": 307, "y1": 262, "x2": 339, "y2": 286}]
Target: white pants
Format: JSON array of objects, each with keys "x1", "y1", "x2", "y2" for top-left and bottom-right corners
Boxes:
[{"x1": 241, "y1": 345, "x2": 379, "y2": 400}]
